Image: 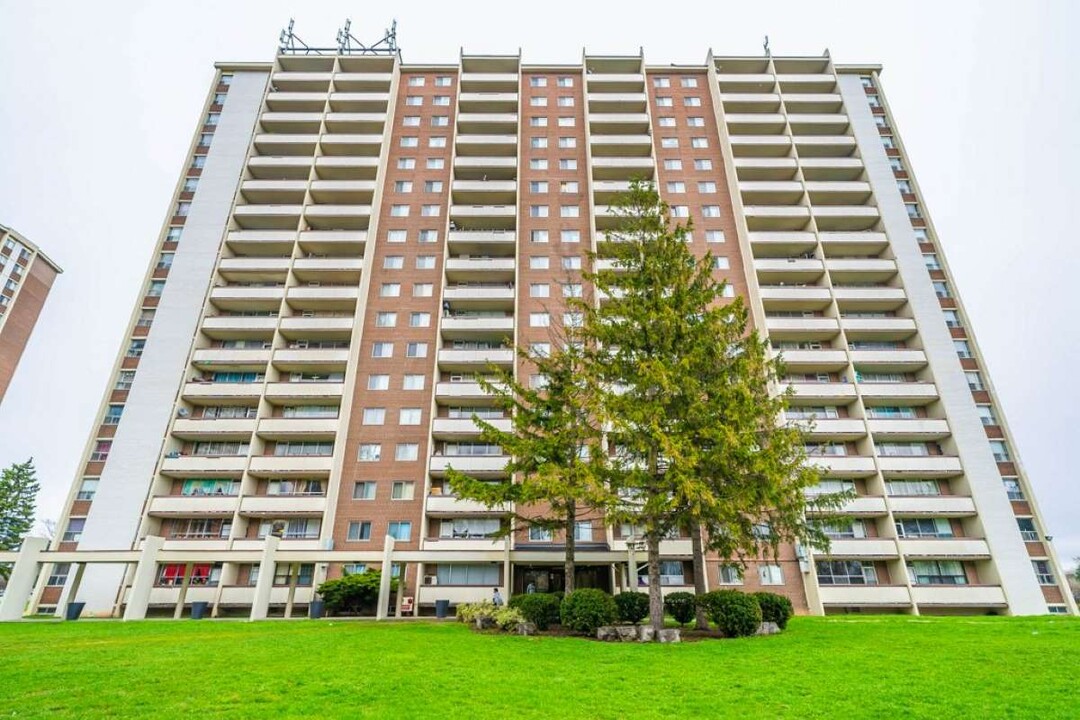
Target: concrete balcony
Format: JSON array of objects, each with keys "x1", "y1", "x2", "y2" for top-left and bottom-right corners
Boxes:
[
  {"x1": 429, "y1": 454, "x2": 510, "y2": 479},
  {"x1": 238, "y1": 494, "x2": 328, "y2": 516},
  {"x1": 848, "y1": 349, "x2": 927, "y2": 372},
  {"x1": 278, "y1": 316, "x2": 355, "y2": 334},
  {"x1": 451, "y1": 180, "x2": 517, "y2": 204},
  {"x1": 432, "y1": 417, "x2": 512, "y2": 440},
  {"x1": 331, "y1": 72, "x2": 393, "y2": 91},
  {"x1": 263, "y1": 382, "x2": 344, "y2": 402},
  {"x1": 253, "y1": 134, "x2": 318, "y2": 156},
  {"x1": 437, "y1": 348, "x2": 515, "y2": 370},
  {"x1": 426, "y1": 495, "x2": 510, "y2": 516},
  {"x1": 888, "y1": 496, "x2": 976, "y2": 516},
  {"x1": 192, "y1": 348, "x2": 272, "y2": 367},
  {"x1": 807, "y1": 455, "x2": 877, "y2": 477},
  {"x1": 440, "y1": 316, "x2": 515, "y2": 340},
  {"x1": 755, "y1": 257, "x2": 825, "y2": 283},
  {"x1": 804, "y1": 181, "x2": 871, "y2": 204},
  {"x1": 304, "y1": 205, "x2": 372, "y2": 230},
  {"x1": 910, "y1": 585, "x2": 1006, "y2": 607},
  {"x1": 434, "y1": 382, "x2": 498, "y2": 404},
  {"x1": 587, "y1": 92, "x2": 649, "y2": 112},
  {"x1": 798, "y1": 157, "x2": 866, "y2": 181},
  {"x1": 272, "y1": 348, "x2": 350, "y2": 366},
  {"x1": 444, "y1": 257, "x2": 516, "y2": 281},
  {"x1": 182, "y1": 381, "x2": 263, "y2": 402},
  {"x1": 744, "y1": 205, "x2": 811, "y2": 231},
  {"x1": 812, "y1": 206, "x2": 880, "y2": 231},
  {"x1": 819, "y1": 232, "x2": 889, "y2": 254},
  {"x1": 729, "y1": 136, "x2": 791, "y2": 157},
  {"x1": 318, "y1": 134, "x2": 383, "y2": 156},
  {"x1": 720, "y1": 92, "x2": 781, "y2": 112},
  {"x1": 715, "y1": 73, "x2": 775, "y2": 92},
  {"x1": 876, "y1": 455, "x2": 963, "y2": 477},
  {"x1": 327, "y1": 92, "x2": 391, "y2": 112},
  {"x1": 314, "y1": 156, "x2": 380, "y2": 179},
  {"x1": 776, "y1": 73, "x2": 837, "y2": 92},
  {"x1": 899, "y1": 539, "x2": 991, "y2": 559},
  {"x1": 460, "y1": 72, "x2": 518, "y2": 90},
  {"x1": 726, "y1": 113, "x2": 786, "y2": 135},
  {"x1": 450, "y1": 205, "x2": 516, "y2": 225},
  {"x1": 734, "y1": 157, "x2": 798, "y2": 181},
  {"x1": 308, "y1": 180, "x2": 377, "y2": 204},
  {"x1": 841, "y1": 317, "x2": 917, "y2": 340},
  {"x1": 456, "y1": 113, "x2": 518, "y2": 133},
  {"x1": 424, "y1": 537, "x2": 508, "y2": 552},
  {"x1": 740, "y1": 181, "x2": 804, "y2": 205},
  {"x1": 457, "y1": 92, "x2": 519, "y2": 111},
  {"x1": 247, "y1": 455, "x2": 334, "y2": 475},
  {"x1": 591, "y1": 156, "x2": 655, "y2": 180},
  {"x1": 818, "y1": 585, "x2": 911, "y2": 607},
  {"x1": 455, "y1": 134, "x2": 517, "y2": 156},
  {"x1": 835, "y1": 495, "x2": 890, "y2": 516},
  {"x1": 858, "y1": 382, "x2": 939, "y2": 405},
  {"x1": 216, "y1": 586, "x2": 315, "y2": 605},
  {"x1": 291, "y1": 258, "x2": 364, "y2": 284},
  {"x1": 787, "y1": 114, "x2": 850, "y2": 135},
  {"x1": 171, "y1": 418, "x2": 258, "y2": 439},
  {"x1": 240, "y1": 180, "x2": 308, "y2": 204},
  {"x1": 201, "y1": 316, "x2": 279, "y2": 338},
  {"x1": 782, "y1": 93, "x2": 844, "y2": 114},
  {"x1": 323, "y1": 112, "x2": 387, "y2": 134},
  {"x1": 226, "y1": 230, "x2": 298, "y2": 254},
  {"x1": 589, "y1": 113, "x2": 651, "y2": 134},
  {"x1": 265, "y1": 92, "x2": 329, "y2": 112},
  {"x1": 285, "y1": 286, "x2": 360, "y2": 309},
  {"x1": 758, "y1": 286, "x2": 832, "y2": 310},
  {"x1": 789, "y1": 382, "x2": 857, "y2": 402},
  {"x1": 447, "y1": 230, "x2": 516, "y2": 253},
  {"x1": 233, "y1": 205, "x2": 302, "y2": 230},
  {"x1": 260, "y1": 111, "x2": 323, "y2": 133},
  {"x1": 218, "y1": 257, "x2": 291, "y2": 276},
  {"x1": 832, "y1": 286, "x2": 908, "y2": 312},
  {"x1": 590, "y1": 134, "x2": 653, "y2": 156},
  {"x1": 256, "y1": 417, "x2": 339, "y2": 439},
  {"x1": 867, "y1": 418, "x2": 950, "y2": 440},
  {"x1": 772, "y1": 348, "x2": 848, "y2": 371},
  {"x1": 442, "y1": 285, "x2": 515, "y2": 305},
  {"x1": 209, "y1": 287, "x2": 286, "y2": 311},
  {"x1": 765, "y1": 317, "x2": 840, "y2": 338},
  {"x1": 453, "y1": 156, "x2": 517, "y2": 180},
  {"x1": 146, "y1": 494, "x2": 238, "y2": 516},
  {"x1": 298, "y1": 230, "x2": 367, "y2": 254},
  {"x1": 270, "y1": 71, "x2": 332, "y2": 89},
  {"x1": 585, "y1": 73, "x2": 645, "y2": 91},
  {"x1": 160, "y1": 455, "x2": 248, "y2": 476},
  {"x1": 794, "y1": 135, "x2": 857, "y2": 158},
  {"x1": 822, "y1": 539, "x2": 899, "y2": 558},
  {"x1": 802, "y1": 418, "x2": 867, "y2": 441}
]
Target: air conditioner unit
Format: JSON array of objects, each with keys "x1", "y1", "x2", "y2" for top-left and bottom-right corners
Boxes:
[{"x1": 423, "y1": 575, "x2": 438, "y2": 585}]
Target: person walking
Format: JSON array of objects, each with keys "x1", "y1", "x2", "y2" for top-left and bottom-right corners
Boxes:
[{"x1": 492, "y1": 588, "x2": 504, "y2": 607}]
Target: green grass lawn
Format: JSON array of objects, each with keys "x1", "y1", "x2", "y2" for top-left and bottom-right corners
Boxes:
[{"x1": 0, "y1": 616, "x2": 1075, "y2": 719}]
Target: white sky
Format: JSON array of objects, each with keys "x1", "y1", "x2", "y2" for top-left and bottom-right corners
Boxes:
[{"x1": 1, "y1": 0, "x2": 1077, "y2": 565}]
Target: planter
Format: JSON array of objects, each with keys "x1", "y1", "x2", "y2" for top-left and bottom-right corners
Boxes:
[
  {"x1": 190, "y1": 601, "x2": 209, "y2": 620},
  {"x1": 64, "y1": 602, "x2": 85, "y2": 621},
  {"x1": 309, "y1": 600, "x2": 325, "y2": 619},
  {"x1": 435, "y1": 599, "x2": 451, "y2": 619}
]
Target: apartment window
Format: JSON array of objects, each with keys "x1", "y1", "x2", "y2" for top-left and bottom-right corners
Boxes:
[
  {"x1": 702, "y1": 205, "x2": 721, "y2": 217},
  {"x1": 717, "y1": 565, "x2": 743, "y2": 585},
  {"x1": 530, "y1": 312, "x2": 550, "y2": 327},
  {"x1": 530, "y1": 159, "x2": 549, "y2": 170},
  {"x1": 658, "y1": 117, "x2": 675, "y2": 128},
  {"x1": 412, "y1": 283, "x2": 433, "y2": 298},
  {"x1": 965, "y1": 371, "x2": 984, "y2": 391},
  {"x1": 1003, "y1": 477, "x2": 1024, "y2": 501},
  {"x1": 419, "y1": 230, "x2": 438, "y2": 243},
  {"x1": 76, "y1": 478, "x2": 99, "y2": 501},
  {"x1": 433, "y1": 96, "x2": 450, "y2": 106},
  {"x1": 712, "y1": 257, "x2": 729, "y2": 270},
  {"x1": 684, "y1": 97, "x2": 702, "y2": 107},
  {"x1": 416, "y1": 255, "x2": 437, "y2": 269},
  {"x1": 388, "y1": 522, "x2": 412, "y2": 541},
  {"x1": 347, "y1": 521, "x2": 372, "y2": 541},
  {"x1": 690, "y1": 137, "x2": 708, "y2": 148},
  {"x1": 166, "y1": 227, "x2": 183, "y2": 243},
  {"x1": 434, "y1": 76, "x2": 451, "y2": 87},
  {"x1": 397, "y1": 158, "x2": 416, "y2": 169},
  {"x1": 562, "y1": 283, "x2": 583, "y2": 298},
  {"x1": 653, "y1": 77, "x2": 670, "y2": 88},
  {"x1": 387, "y1": 229, "x2": 408, "y2": 244},
  {"x1": 530, "y1": 283, "x2": 550, "y2": 298},
  {"x1": 560, "y1": 205, "x2": 579, "y2": 218},
  {"x1": 529, "y1": 181, "x2": 549, "y2": 194},
  {"x1": 1017, "y1": 517, "x2": 1038, "y2": 541},
  {"x1": 881, "y1": 136, "x2": 896, "y2": 150},
  {"x1": 1032, "y1": 560, "x2": 1056, "y2": 585},
  {"x1": 563, "y1": 312, "x2": 583, "y2": 328},
  {"x1": 670, "y1": 206, "x2": 690, "y2": 218},
  {"x1": 698, "y1": 181, "x2": 717, "y2": 193},
  {"x1": 530, "y1": 97, "x2": 548, "y2": 107},
  {"x1": 367, "y1": 375, "x2": 390, "y2": 391},
  {"x1": 561, "y1": 230, "x2": 580, "y2": 244},
  {"x1": 558, "y1": 137, "x2": 576, "y2": 149},
  {"x1": 975, "y1": 404, "x2": 997, "y2": 426},
  {"x1": 429, "y1": 137, "x2": 448, "y2": 149},
  {"x1": 408, "y1": 76, "x2": 425, "y2": 87},
  {"x1": 557, "y1": 117, "x2": 575, "y2": 127},
  {"x1": 391, "y1": 481, "x2": 415, "y2": 501},
  {"x1": 389, "y1": 205, "x2": 409, "y2": 217},
  {"x1": 656, "y1": 97, "x2": 673, "y2": 107},
  {"x1": 375, "y1": 312, "x2": 397, "y2": 328},
  {"x1": 924, "y1": 253, "x2": 942, "y2": 271},
  {"x1": 530, "y1": 229, "x2": 549, "y2": 243},
  {"x1": 694, "y1": 159, "x2": 712, "y2": 170},
  {"x1": 557, "y1": 76, "x2": 573, "y2": 87},
  {"x1": 362, "y1": 408, "x2": 386, "y2": 426},
  {"x1": 182, "y1": 177, "x2": 198, "y2": 193},
  {"x1": 405, "y1": 96, "x2": 422, "y2": 107},
  {"x1": 661, "y1": 138, "x2": 679, "y2": 149},
  {"x1": 529, "y1": 525, "x2": 553, "y2": 542},
  {"x1": 357, "y1": 444, "x2": 382, "y2": 462},
  {"x1": 817, "y1": 560, "x2": 877, "y2": 586},
  {"x1": 558, "y1": 159, "x2": 577, "y2": 170},
  {"x1": 103, "y1": 404, "x2": 124, "y2": 425},
  {"x1": 560, "y1": 181, "x2": 578, "y2": 193},
  {"x1": 530, "y1": 77, "x2": 547, "y2": 87},
  {"x1": 424, "y1": 179, "x2": 443, "y2": 191},
  {"x1": 666, "y1": 181, "x2": 686, "y2": 193},
  {"x1": 46, "y1": 563, "x2": 71, "y2": 587},
  {"x1": 562, "y1": 256, "x2": 581, "y2": 270},
  {"x1": 557, "y1": 96, "x2": 574, "y2": 107},
  {"x1": 372, "y1": 343, "x2": 394, "y2": 358},
  {"x1": 427, "y1": 158, "x2": 445, "y2": 170},
  {"x1": 953, "y1": 340, "x2": 972, "y2": 358},
  {"x1": 530, "y1": 256, "x2": 550, "y2": 270},
  {"x1": 680, "y1": 76, "x2": 699, "y2": 88},
  {"x1": 908, "y1": 560, "x2": 966, "y2": 586},
  {"x1": 530, "y1": 205, "x2": 549, "y2": 218},
  {"x1": 62, "y1": 519, "x2": 86, "y2": 543},
  {"x1": 353, "y1": 482, "x2": 377, "y2": 500},
  {"x1": 205, "y1": 113, "x2": 220, "y2": 126},
  {"x1": 530, "y1": 116, "x2": 548, "y2": 127},
  {"x1": 393, "y1": 181, "x2": 412, "y2": 193},
  {"x1": 421, "y1": 204, "x2": 440, "y2": 217},
  {"x1": 395, "y1": 443, "x2": 419, "y2": 461},
  {"x1": 380, "y1": 283, "x2": 401, "y2": 298},
  {"x1": 405, "y1": 342, "x2": 428, "y2": 358},
  {"x1": 572, "y1": 521, "x2": 592, "y2": 542},
  {"x1": 403, "y1": 374, "x2": 425, "y2": 390},
  {"x1": 127, "y1": 340, "x2": 146, "y2": 358},
  {"x1": 687, "y1": 117, "x2": 705, "y2": 127},
  {"x1": 176, "y1": 202, "x2": 191, "y2": 216},
  {"x1": 886, "y1": 480, "x2": 940, "y2": 496},
  {"x1": 933, "y1": 281, "x2": 950, "y2": 298},
  {"x1": 531, "y1": 137, "x2": 549, "y2": 149},
  {"x1": 191, "y1": 155, "x2": 206, "y2": 169},
  {"x1": 896, "y1": 517, "x2": 953, "y2": 539},
  {"x1": 399, "y1": 408, "x2": 422, "y2": 425},
  {"x1": 758, "y1": 565, "x2": 784, "y2": 585},
  {"x1": 530, "y1": 342, "x2": 551, "y2": 358},
  {"x1": 409, "y1": 312, "x2": 431, "y2": 328},
  {"x1": 400, "y1": 137, "x2": 419, "y2": 148}
]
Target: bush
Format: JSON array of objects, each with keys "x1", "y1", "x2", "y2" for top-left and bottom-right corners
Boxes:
[
  {"x1": 697, "y1": 590, "x2": 762, "y2": 637},
  {"x1": 664, "y1": 592, "x2": 698, "y2": 626},
  {"x1": 614, "y1": 592, "x2": 650, "y2": 624},
  {"x1": 509, "y1": 593, "x2": 562, "y2": 630},
  {"x1": 455, "y1": 601, "x2": 496, "y2": 623},
  {"x1": 493, "y1": 606, "x2": 526, "y2": 631},
  {"x1": 560, "y1": 588, "x2": 617, "y2": 635},
  {"x1": 753, "y1": 592, "x2": 794, "y2": 630},
  {"x1": 317, "y1": 570, "x2": 396, "y2": 616}
]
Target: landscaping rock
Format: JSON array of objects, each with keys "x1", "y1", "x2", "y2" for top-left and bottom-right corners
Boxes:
[
  {"x1": 636, "y1": 626, "x2": 656, "y2": 643},
  {"x1": 596, "y1": 625, "x2": 621, "y2": 641},
  {"x1": 615, "y1": 626, "x2": 639, "y2": 642},
  {"x1": 657, "y1": 628, "x2": 681, "y2": 644},
  {"x1": 475, "y1": 616, "x2": 497, "y2": 630},
  {"x1": 756, "y1": 621, "x2": 781, "y2": 636},
  {"x1": 516, "y1": 622, "x2": 537, "y2": 636}
]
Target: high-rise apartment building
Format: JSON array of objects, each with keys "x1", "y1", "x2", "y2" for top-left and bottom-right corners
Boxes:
[
  {"x1": 0, "y1": 224, "x2": 61, "y2": 404},
  {"x1": 33, "y1": 34, "x2": 1075, "y2": 619}
]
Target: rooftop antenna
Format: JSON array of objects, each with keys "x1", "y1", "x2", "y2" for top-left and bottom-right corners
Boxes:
[
  {"x1": 337, "y1": 18, "x2": 401, "y2": 58},
  {"x1": 279, "y1": 19, "x2": 321, "y2": 55},
  {"x1": 763, "y1": 35, "x2": 771, "y2": 57}
]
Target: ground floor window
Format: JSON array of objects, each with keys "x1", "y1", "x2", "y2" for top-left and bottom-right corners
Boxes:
[{"x1": 434, "y1": 564, "x2": 499, "y2": 586}]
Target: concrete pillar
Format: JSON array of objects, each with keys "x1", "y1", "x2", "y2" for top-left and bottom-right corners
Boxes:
[
  {"x1": 0, "y1": 537, "x2": 47, "y2": 621},
  {"x1": 52, "y1": 562, "x2": 87, "y2": 618},
  {"x1": 376, "y1": 535, "x2": 395, "y2": 620},
  {"x1": 249, "y1": 536, "x2": 280, "y2": 621},
  {"x1": 123, "y1": 536, "x2": 165, "y2": 621},
  {"x1": 173, "y1": 562, "x2": 195, "y2": 619},
  {"x1": 284, "y1": 563, "x2": 299, "y2": 619},
  {"x1": 503, "y1": 541, "x2": 512, "y2": 600}
]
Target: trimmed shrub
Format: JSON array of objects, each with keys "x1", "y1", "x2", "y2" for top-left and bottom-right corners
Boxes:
[
  {"x1": 663, "y1": 591, "x2": 697, "y2": 627},
  {"x1": 560, "y1": 588, "x2": 618, "y2": 635},
  {"x1": 317, "y1": 570, "x2": 395, "y2": 616},
  {"x1": 509, "y1": 593, "x2": 562, "y2": 630},
  {"x1": 753, "y1": 592, "x2": 794, "y2": 630},
  {"x1": 493, "y1": 606, "x2": 526, "y2": 631},
  {"x1": 697, "y1": 590, "x2": 762, "y2": 638},
  {"x1": 614, "y1": 592, "x2": 650, "y2": 624},
  {"x1": 455, "y1": 601, "x2": 496, "y2": 624}
]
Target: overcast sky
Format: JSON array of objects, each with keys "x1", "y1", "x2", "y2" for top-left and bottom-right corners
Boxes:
[{"x1": 1, "y1": 0, "x2": 1077, "y2": 565}]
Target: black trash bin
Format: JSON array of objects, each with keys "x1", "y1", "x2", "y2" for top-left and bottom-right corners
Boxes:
[
  {"x1": 435, "y1": 599, "x2": 450, "y2": 619},
  {"x1": 64, "y1": 602, "x2": 85, "y2": 621},
  {"x1": 190, "y1": 601, "x2": 210, "y2": 620},
  {"x1": 309, "y1": 600, "x2": 325, "y2": 619}
]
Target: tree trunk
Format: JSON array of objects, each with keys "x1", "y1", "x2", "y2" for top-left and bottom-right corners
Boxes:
[
  {"x1": 689, "y1": 520, "x2": 709, "y2": 630},
  {"x1": 647, "y1": 532, "x2": 663, "y2": 634},
  {"x1": 564, "y1": 499, "x2": 576, "y2": 594}
]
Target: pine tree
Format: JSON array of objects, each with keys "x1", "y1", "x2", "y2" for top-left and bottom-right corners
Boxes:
[
  {"x1": 0, "y1": 458, "x2": 40, "y2": 579},
  {"x1": 581, "y1": 180, "x2": 845, "y2": 632}
]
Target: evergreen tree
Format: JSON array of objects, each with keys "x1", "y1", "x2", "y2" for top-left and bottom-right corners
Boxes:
[{"x1": 0, "y1": 458, "x2": 40, "y2": 579}]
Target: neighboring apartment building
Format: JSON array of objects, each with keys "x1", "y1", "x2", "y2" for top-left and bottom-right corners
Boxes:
[
  {"x1": 36, "y1": 36, "x2": 1076, "y2": 618},
  {"x1": 0, "y1": 224, "x2": 61, "y2": 403}
]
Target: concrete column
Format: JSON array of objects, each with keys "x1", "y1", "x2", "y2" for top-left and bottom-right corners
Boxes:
[
  {"x1": 53, "y1": 561, "x2": 87, "y2": 618},
  {"x1": 503, "y1": 541, "x2": 512, "y2": 600},
  {"x1": 173, "y1": 562, "x2": 194, "y2": 619},
  {"x1": 284, "y1": 563, "x2": 299, "y2": 619},
  {"x1": 376, "y1": 535, "x2": 395, "y2": 620},
  {"x1": 123, "y1": 536, "x2": 165, "y2": 621},
  {"x1": 249, "y1": 536, "x2": 280, "y2": 621},
  {"x1": 0, "y1": 537, "x2": 47, "y2": 621}
]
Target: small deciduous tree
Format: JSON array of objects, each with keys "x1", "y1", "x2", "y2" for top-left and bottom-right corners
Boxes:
[
  {"x1": 317, "y1": 569, "x2": 396, "y2": 616},
  {"x1": 0, "y1": 459, "x2": 39, "y2": 579}
]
